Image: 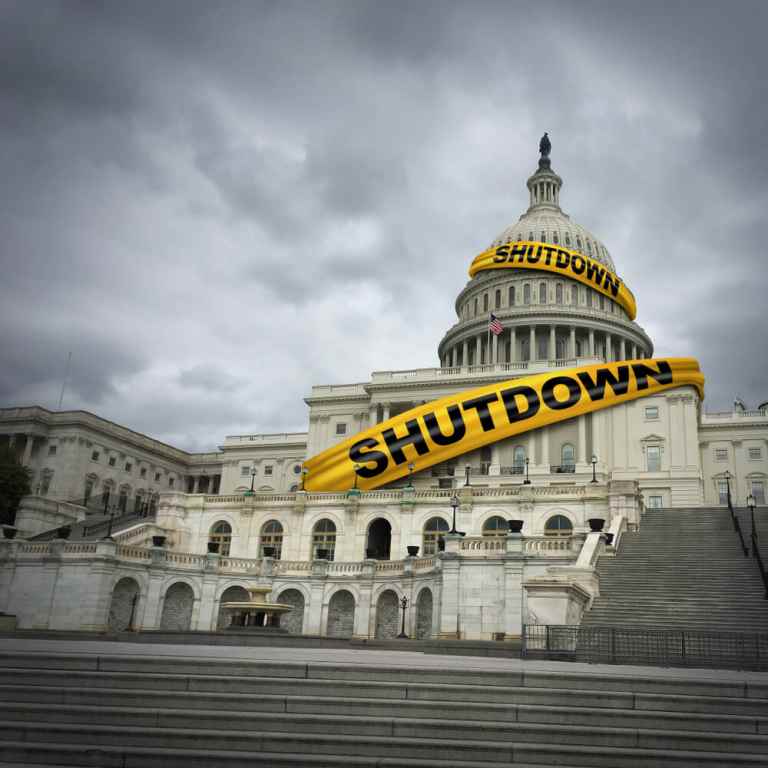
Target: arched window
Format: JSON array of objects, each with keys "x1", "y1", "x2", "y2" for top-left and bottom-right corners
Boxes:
[
  {"x1": 508, "y1": 285, "x2": 515, "y2": 306},
  {"x1": 540, "y1": 230, "x2": 546, "y2": 242},
  {"x1": 565, "y1": 232, "x2": 571, "y2": 246},
  {"x1": 545, "y1": 515, "x2": 573, "y2": 537},
  {"x1": 576, "y1": 236, "x2": 582, "y2": 249},
  {"x1": 494, "y1": 289, "x2": 501, "y2": 309},
  {"x1": 539, "y1": 282, "x2": 547, "y2": 304},
  {"x1": 102, "y1": 481, "x2": 114, "y2": 508},
  {"x1": 483, "y1": 294, "x2": 489, "y2": 312},
  {"x1": 83, "y1": 477, "x2": 95, "y2": 506},
  {"x1": 587, "y1": 240, "x2": 593, "y2": 255},
  {"x1": 118, "y1": 486, "x2": 129, "y2": 514},
  {"x1": 575, "y1": 339, "x2": 583, "y2": 357},
  {"x1": 556, "y1": 337, "x2": 567, "y2": 359},
  {"x1": 523, "y1": 284, "x2": 531, "y2": 304},
  {"x1": 555, "y1": 283, "x2": 563, "y2": 304},
  {"x1": 520, "y1": 336, "x2": 530, "y2": 362},
  {"x1": 260, "y1": 520, "x2": 283, "y2": 559},
  {"x1": 209, "y1": 521, "x2": 232, "y2": 556},
  {"x1": 599, "y1": 294, "x2": 605, "y2": 310},
  {"x1": 513, "y1": 446, "x2": 526, "y2": 469},
  {"x1": 553, "y1": 232, "x2": 559, "y2": 244},
  {"x1": 473, "y1": 297, "x2": 478, "y2": 316},
  {"x1": 312, "y1": 519, "x2": 337, "y2": 561},
  {"x1": 423, "y1": 517, "x2": 449, "y2": 555},
  {"x1": 561, "y1": 443, "x2": 575, "y2": 468},
  {"x1": 528, "y1": 231, "x2": 534, "y2": 240},
  {"x1": 483, "y1": 516, "x2": 508, "y2": 537}
]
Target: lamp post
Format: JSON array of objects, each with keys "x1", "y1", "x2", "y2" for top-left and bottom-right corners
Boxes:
[
  {"x1": 103, "y1": 503, "x2": 116, "y2": 540},
  {"x1": 748, "y1": 493, "x2": 756, "y2": 555},
  {"x1": 524, "y1": 457, "x2": 531, "y2": 485},
  {"x1": 591, "y1": 455, "x2": 598, "y2": 484},
  {"x1": 724, "y1": 469, "x2": 732, "y2": 506},
  {"x1": 449, "y1": 494, "x2": 464, "y2": 535},
  {"x1": 353, "y1": 464, "x2": 360, "y2": 490},
  {"x1": 300, "y1": 468, "x2": 308, "y2": 491},
  {"x1": 407, "y1": 461, "x2": 415, "y2": 488},
  {"x1": 464, "y1": 464, "x2": 471, "y2": 487},
  {"x1": 397, "y1": 596, "x2": 409, "y2": 638},
  {"x1": 249, "y1": 467, "x2": 256, "y2": 493}
]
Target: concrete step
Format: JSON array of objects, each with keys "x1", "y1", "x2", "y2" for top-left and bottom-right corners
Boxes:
[{"x1": 1, "y1": 721, "x2": 767, "y2": 767}]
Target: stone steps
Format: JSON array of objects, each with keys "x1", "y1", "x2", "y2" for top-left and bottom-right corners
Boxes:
[
  {"x1": 0, "y1": 648, "x2": 767, "y2": 767},
  {"x1": 582, "y1": 507, "x2": 768, "y2": 632}
]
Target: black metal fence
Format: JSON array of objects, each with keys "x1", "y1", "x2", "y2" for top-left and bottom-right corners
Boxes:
[{"x1": 522, "y1": 624, "x2": 768, "y2": 671}]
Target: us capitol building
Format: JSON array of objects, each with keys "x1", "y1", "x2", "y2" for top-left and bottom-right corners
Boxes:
[{"x1": 1, "y1": 142, "x2": 766, "y2": 639}]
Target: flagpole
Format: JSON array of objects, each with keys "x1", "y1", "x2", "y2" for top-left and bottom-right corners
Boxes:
[{"x1": 487, "y1": 315, "x2": 491, "y2": 366}]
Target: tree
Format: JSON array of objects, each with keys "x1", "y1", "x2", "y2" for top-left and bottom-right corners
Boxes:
[{"x1": 0, "y1": 446, "x2": 31, "y2": 526}]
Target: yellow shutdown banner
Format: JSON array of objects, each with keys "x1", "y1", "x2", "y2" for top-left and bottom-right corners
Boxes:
[
  {"x1": 469, "y1": 241, "x2": 638, "y2": 321},
  {"x1": 303, "y1": 358, "x2": 704, "y2": 492}
]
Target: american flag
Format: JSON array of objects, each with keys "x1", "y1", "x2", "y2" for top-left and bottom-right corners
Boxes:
[{"x1": 489, "y1": 313, "x2": 503, "y2": 335}]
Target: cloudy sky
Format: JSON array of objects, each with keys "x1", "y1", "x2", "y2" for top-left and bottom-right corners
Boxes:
[{"x1": 1, "y1": 1, "x2": 766, "y2": 451}]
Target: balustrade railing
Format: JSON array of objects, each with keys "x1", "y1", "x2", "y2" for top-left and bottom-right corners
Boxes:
[{"x1": 550, "y1": 464, "x2": 576, "y2": 474}]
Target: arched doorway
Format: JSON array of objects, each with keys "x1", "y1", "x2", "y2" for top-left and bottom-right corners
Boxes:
[
  {"x1": 416, "y1": 589, "x2": 433, "y2": 639},
  {"x1": 277, "y1": 588, "x2": 305, "y2": 635},
  {"x1": 374, "y1": 590, "x2": 400, "y2": 639},
  {"x1": 216, "y1": 585, "x2": 249, "y2": 629},
  {"x1": 160, "y1": 582, "x2": 194, "y2": 631},
  {"x1": 366, "y1": 518, "x2": 391, "y2": 560},
  {"x1": 327, "y1": 590, "x2": 355, "y2": 638},
  {"x1": 108, "y1": 577, "x2": 140, "y2": 632}
]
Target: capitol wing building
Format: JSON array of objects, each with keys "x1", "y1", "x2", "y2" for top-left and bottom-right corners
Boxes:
[{"x1": 1, "y1": 144, "x2": 766, "y2": 640}]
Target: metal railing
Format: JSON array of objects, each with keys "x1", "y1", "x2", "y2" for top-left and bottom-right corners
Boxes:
[
  {"x1": 749, "y1": 506, "x2": 768, "y2": 598},
  {"x1": 522, "y1": 624, "x2": 768, "y2": 671},
  {"x1": 500, "y1": 465, "x2": 525, "y2": 475},
  {"x1": 727, "y1": 489, "x2": 749, "y2": 556},
  {"x1": 550, "y1": 464, "x2": 576, "y2": 474}
]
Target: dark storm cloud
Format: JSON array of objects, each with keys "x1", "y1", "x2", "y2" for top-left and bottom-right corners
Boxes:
[{"x1": 0, "y1": 0, "x2": 766, "y2": 450}]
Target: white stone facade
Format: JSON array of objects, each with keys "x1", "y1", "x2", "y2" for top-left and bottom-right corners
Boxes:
[{"x1": 1, "y1": 146, "x2": 766, "y2": 640}]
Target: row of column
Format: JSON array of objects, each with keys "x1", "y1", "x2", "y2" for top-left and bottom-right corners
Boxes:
[
  {"x1": 2, "y1": 433, "x2": 37, "y2": 467},
  {"x1": 442, "y1": 326, "x2": 645, "y2": 368}
]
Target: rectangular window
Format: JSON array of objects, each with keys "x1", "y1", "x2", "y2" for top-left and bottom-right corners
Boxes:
[
  {"x1": 48, "y1": 445, "x2": 57, "y2": 456},
  {"x1": 718, "y1": 479, "x2": 729, "y2": 505},
  {"x1": 91, "y1": 451, "x2": 100, "y2": 462},
  {"x1": 752, "y1": 481, "x2": 765, "y2": 505},
  {"x1": 647, "y1": 445, "x2": 661, "y2": 472},
  {"x1": 240, "y1": 466, "x2": 251, "y2": 477},
  {"x1": 336, "y1": 423, "x2": 347, "y2": 435},
  {"x1": 125, "y1": 462, "x2": 132, "y2": 472},
  {"x1": 714, "y1": 448, "x2": 728, "y2": 461},
  {"x1": 647, "y1": 495, "x2": 663, "y2": 509},
  {"x1": 537, "y1": 337, "x2": 548, "y2": 360},
  {"x1": 154, "y1": 472, "x2": 161, "y2": 482},
  {"x1": 264, "y1": 465, "x2": 273, "y2": 476},
  {"x1": 749, "y1": 447, "x2": 762, "y2": 460},
  {"x1": 169, "y1": 477, "x2": 175, "y2": 488},
  {"x1": 108, "y1": 456, "x2": 116, "y2": 467},
  {"x1": 140, "y1": 467, "x2": 147, "y2": 478},
  {"x1": 644, "y1": 406, "x2": 659, "y2": 420}
]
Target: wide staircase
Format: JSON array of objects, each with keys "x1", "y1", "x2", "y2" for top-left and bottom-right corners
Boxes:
[
  {"x1": 583, "y1": 507, "x2": 768, "y2": 632},
  {"x1": 0, "y1": 645, "x2": 767, "y2": 767}
]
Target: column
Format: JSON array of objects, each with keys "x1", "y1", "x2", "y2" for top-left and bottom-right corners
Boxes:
[
  {"x1": 589, "y1": 329, "x2": 595, "y2": 357},
  {"x1": 510, "y1": 328, "x2": 516, "y2": 363},
  {"x1": 21, "y1": 436, "x2": 34, "y2": 467},
  {"x1": 369, "y1": 404, "x2": 378, "y2": 427},
  {"x1": 475, "y1": 336, "x2": 482, "y2": 366},
  {"x1": 490, "y1": 443, "x2": 501, "y2": 476},
  {"x1": 606, "y1": 335, "x2": 613, "y2": 361},
  {"x1": 382, "y1": 403, "x2": 391, "y2": 421},
  {"x1": 462, "y1": 339, "x2": 468, "y2": 368},
  {"x1": 620, "y1": 339, "x2": 626, "y2": 361},
  {"x1": 450, "y1": 347, "x2": 457, "y2": 367},
  {"x1": 569, "y1": 326, "x2": 576, "y2": 360},
  {"x1": 492, "y1": 333, "x2": 498, "y2": 364},
  {"x1": 529, "y1": 326, "x2": 536, "y2": 360},
  {"x1": 541, "y1": 429, "x2": 550, "y2": 469},
  {"x1": 549, "y1": 326, "x2": 556, "y2": 360},
  {"x1": 631, "y1": 343, "x2": 637, "y2": 360},
  {"x1": 578, "y1": 415, "x2": 587, "y2": 465}
]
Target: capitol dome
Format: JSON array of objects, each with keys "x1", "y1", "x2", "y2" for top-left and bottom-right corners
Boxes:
[
  {"x1": 490, "y1": 150, "x2": 616, "y2": 272},
  {"x1": 437, "y1": 137, "x2": 652, "y2": 370}
]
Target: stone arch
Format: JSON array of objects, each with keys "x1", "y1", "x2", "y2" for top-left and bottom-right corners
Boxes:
[
  {"x1": 108, "y1": 577, "x2": 140, "y2": 632},
  {"x1": 366, "y1": 517, "x2": 392, "y2": 560},
  {"x1": 375, "y1": 589, "x2": 400, "y2": 639},
  {"x1": 159, "y1": 582, "x2": 194, "y2": 631},
  {"x1": 534, "y1": 506, "x2": 576, "y2": 533},
  {"x1": 216, "y1": 584, "x2": 250, "y2": 629},
  {"x1": 415, "y1": 588, "x2": 434, "y2": 639},
  {"x1": 544, "y1": 514, "x2": 574, "y2": 537},
  {"x1": 326, "y1": 589, "x2": 355, "y2": 639},
  {"x1": 276, "y1": 588, "x2": 305, "y2": 635}
]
